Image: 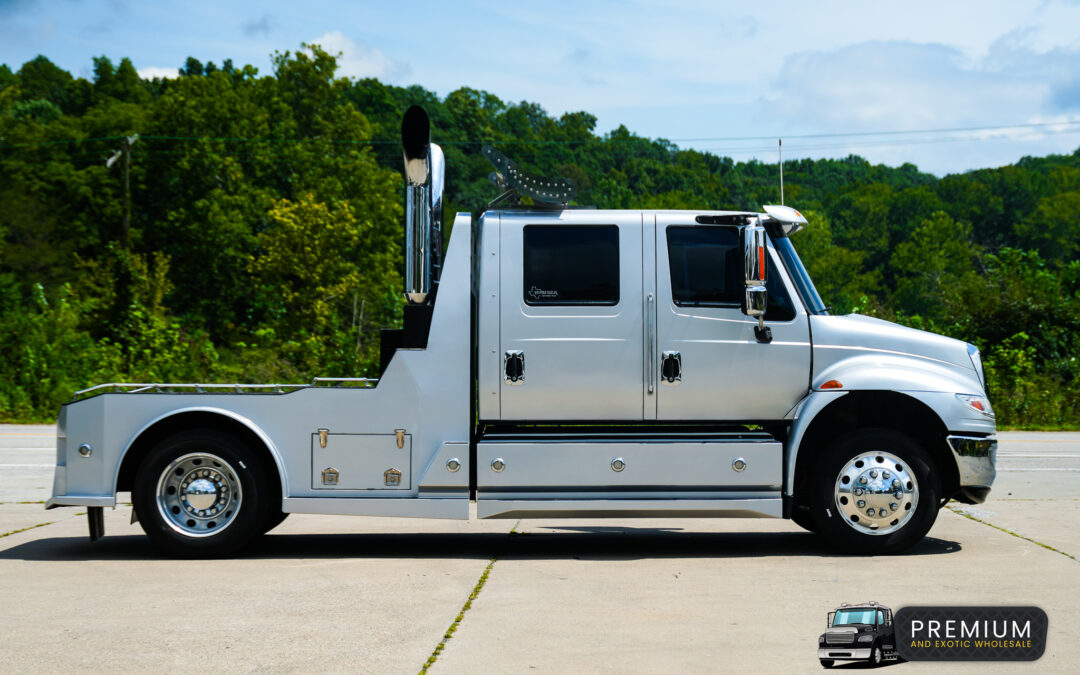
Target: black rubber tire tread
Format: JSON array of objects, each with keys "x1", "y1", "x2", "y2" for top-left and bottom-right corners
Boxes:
[
  {"x1": 133, "y1": 429, "x2": 271, "y2": 557},
  {"x1": 809, "y1": 427, "x2": 941, "y2": 555},
  {"x1": 819, "y1": 659, "x2": 833, "y2": 668},
  {"x1": 261, "y1": 510, "x2": 289, "y2": 534},
  {"x1": 791, "y1": 505, "x2": 819, "y2": 534}
]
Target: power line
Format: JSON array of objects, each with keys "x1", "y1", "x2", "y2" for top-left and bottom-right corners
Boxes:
[{"x1": 2, "y1": 119, "x2": 1079, "y2": 151}]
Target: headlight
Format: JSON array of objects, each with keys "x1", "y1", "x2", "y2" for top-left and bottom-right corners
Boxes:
[
  {"x1": 858, "y1": 634, "x2": 874, "y2": 643},
  {"x1": 957, "y1": 393, "x2": 995, "y2": 418},
  {"x1": 819, "y1": 636, "x2": 825, "y2": 644}
]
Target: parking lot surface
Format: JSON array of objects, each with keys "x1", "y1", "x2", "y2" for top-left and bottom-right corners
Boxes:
[{"x1": 2, "y1": 427, "x2": 1077, "y2": 673}]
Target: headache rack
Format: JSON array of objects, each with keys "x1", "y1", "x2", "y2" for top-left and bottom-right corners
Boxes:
[{"x1": 72, "y1": 377, "x2": 377, "y2": 401}]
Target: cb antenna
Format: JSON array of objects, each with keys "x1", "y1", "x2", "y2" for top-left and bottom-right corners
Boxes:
[{"x1": 778, "y1": 138, "x2": 784, "y2": 206}]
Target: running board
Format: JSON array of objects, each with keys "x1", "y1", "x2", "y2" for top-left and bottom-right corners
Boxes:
[{"x1": 477, "y1": 498, "x2": 783, "y2": 519}]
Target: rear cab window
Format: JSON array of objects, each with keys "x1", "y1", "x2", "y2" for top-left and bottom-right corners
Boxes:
[{"x1": 523, "y1": 225, "x2": 619, "y2": 306}]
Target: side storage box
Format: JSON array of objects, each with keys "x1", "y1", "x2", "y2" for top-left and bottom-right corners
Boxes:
[{"x1": 312, "y1": 432, "x2": 412, "y2": 490}]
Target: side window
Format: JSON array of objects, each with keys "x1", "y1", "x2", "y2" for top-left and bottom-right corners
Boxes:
[
  {"x1": 666, "y1": 226, "x2": 741, "y2": 306},
  {"x1": 876, "y1": 610, "x2": 884, "y2": 626},
  {"x1": 523, "y1": 225, "x2": 619, "y2": 305}
]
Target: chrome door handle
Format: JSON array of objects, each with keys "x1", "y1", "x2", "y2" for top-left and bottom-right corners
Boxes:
[{"x1": 646, "y1": 293, "x2": 655, "y2": 394}]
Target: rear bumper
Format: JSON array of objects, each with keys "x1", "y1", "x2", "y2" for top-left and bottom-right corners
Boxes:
[
  {"x1": 818, "y1": 647, "x2": 871, "y2": 660},
  {"x1": 947, "y1": 435, "x2": 996, "y2": 503}
]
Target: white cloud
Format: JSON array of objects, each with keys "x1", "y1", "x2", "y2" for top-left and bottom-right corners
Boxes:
[
  {"x1": 137, "y1": 66, "x2": 178, "y2": 80},
  {"x1": 307, "y1": 30, "x2": 409, "y2": 81}
]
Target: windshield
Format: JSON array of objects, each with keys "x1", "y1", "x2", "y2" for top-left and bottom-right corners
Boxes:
[
  {"x1": 772, "y1": 235, "x2": 828, "y2": 315},
  {"x1": 833, "y1": 609, "x2": 877, "y2": 626}
]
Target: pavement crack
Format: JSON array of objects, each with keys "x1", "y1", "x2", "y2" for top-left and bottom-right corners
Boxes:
[
  {"x1": 420, "y1": 556, "x2": 497, "y2": 673},
  {"x1": 0, "y1": 521, "x2": 56, "y2": 538},
  {"x1": 947, "y1": 506, "x2": 1078, "y2": 564},
  {"x1": 420, "y1": 520, "x2": 520, "y2": 673}
]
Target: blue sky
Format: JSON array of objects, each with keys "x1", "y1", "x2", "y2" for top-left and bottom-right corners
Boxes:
[{"x1": 2, "y1": 0, "x2": 1080, "y2": 175}]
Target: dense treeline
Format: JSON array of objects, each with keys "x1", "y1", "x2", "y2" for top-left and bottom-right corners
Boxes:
[{"x1": 1, "y1": 47, "x2": 1078, "y2": 426}]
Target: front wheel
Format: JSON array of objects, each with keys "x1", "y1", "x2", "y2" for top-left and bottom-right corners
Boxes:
[
  {"x1": 808, "y1": 428, "x2": 941, "y2": 554},
  {"x1": 133, "y1": 429, "x2": 272, "y2": 557},
  {"x1": 819, "y1": 659, "x2": 833, "y2": 668},
  {"x1": 869, "y1": 644, "x2": 883, "y2": 666}
]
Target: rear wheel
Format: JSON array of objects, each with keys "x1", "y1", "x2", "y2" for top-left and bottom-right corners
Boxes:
[
  {"x1": 808, "y1": 428, "x2": 940, "y2": 554},
  {"x1": 133, "y1": 429, "x2": 271, "y2": 557}
]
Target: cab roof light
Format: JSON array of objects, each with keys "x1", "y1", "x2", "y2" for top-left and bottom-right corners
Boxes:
[{"x1": 820, "y1": 380, "x2": 843, "y2": 390}]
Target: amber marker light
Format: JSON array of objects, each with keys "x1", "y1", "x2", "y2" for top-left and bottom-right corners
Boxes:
[{"x1": 820, "y1": 380, "x2": 843, "y2": 389}]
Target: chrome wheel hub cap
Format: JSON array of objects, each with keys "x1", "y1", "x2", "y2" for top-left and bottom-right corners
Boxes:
[
  {"x1": 834, "y1": 451, "x2": 917, "y2": 536},
  {"x1": 157, "y1": 452, "x2": 242, "y2": 537}
]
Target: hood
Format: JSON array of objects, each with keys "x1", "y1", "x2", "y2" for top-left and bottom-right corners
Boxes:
[{"x1": 811, "y1": 314, "x2": 973, "y2": 372}]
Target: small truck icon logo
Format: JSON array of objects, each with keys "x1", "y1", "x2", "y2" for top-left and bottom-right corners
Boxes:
[{"x1": 818, "y1": 601, "x2": 899, "y2": 668}]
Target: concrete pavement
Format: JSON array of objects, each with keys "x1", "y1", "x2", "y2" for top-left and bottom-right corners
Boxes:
[{"x1": 1, "y1": 427, "x2": 1077, "y2": 673}]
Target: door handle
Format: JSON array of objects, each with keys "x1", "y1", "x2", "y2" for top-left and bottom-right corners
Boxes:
[
  {"x1": 661, "y1": 351, "x2": 681, "y2": 384},
  {"x1": 504, "y1": 350, "x2": 524, "y2": 384},
  {"x1": 646, "y1": 293, "x2": 655, "y2": 394}
]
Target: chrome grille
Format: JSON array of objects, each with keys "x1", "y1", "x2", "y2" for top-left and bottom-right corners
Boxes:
[{"x1": 826, "y1": 632, "x2": 853, "y2": 645}]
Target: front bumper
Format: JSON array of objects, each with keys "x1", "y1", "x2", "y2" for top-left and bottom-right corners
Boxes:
[
  {"x1": 947, "y1": 435, "x2": 996, "y2": 504},
  {"x1": 818, "y1": 647, "x2": 871, "y2": 660}
]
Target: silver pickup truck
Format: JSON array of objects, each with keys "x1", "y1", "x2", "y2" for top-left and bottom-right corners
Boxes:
[{"x1": 46, "y1": 106, "x2": 996, "y2": 556}]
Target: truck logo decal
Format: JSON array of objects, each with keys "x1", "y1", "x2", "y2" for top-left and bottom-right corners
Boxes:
[{"x1": 527, "y1": 286, "x2": 558, "y2": 300}]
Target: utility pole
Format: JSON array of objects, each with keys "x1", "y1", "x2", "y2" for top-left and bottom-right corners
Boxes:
[{"x1": 106, "y1": 134, "x2": 139, "y2": 249}]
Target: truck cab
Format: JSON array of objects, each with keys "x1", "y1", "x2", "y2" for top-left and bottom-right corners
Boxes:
[
  {"x1": 45, "y1": 106, "x2": 997, "y2": 556},
  {"x1": 819, "y1": 601, "x2": 898, "y2": 667}
]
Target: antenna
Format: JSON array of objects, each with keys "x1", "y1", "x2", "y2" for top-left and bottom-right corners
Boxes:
[{"x1": 778, "y1": 138, "x2": 784, "y2": 206}]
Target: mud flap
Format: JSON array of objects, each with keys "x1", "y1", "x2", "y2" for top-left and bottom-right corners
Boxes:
[{"x1": 87, "y1": 506, "x2": 105, "y2": 541}]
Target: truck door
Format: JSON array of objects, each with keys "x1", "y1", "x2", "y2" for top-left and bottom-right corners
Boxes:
[
  {"x1": 498, "y1": 211, "x2": 645, "y2": 420},
  {"x1": 651, "y1": 214, "x2": 811, "y2": 420}
]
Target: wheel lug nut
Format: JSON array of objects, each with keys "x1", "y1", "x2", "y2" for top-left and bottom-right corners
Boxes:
[
  {"x1": 894, "y1": 491, "x2": 903, "y2": 499},
  {"x1": 890, "y1": 502, "x2": 899, "y2": 511},
  {"x1": 857, "y1": 499, "x2": 866, "y2": 508},
  {"x1": 879, "y1": 508, "x2": 889, "y2": 517},
  {"x1": 869, "y1": 470, "x2": 878, "y2": 479},
  {"x1": 866, "y1": 508, "x2": 875, "y2": 517},
  {"x1": 858, "y1": 476, "x2": 868, "y2": 485},
  {"x1": 892, "y1": 479, "x2": 900, "y2": 489},
  {"x1": 882, "y1": 470, "x2": 891, "y2": 479},
  {"x1": 854, "y1": 488, "x2": 864, "y2": 496}
]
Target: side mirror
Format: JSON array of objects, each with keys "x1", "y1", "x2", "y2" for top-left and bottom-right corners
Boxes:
[{"x1": 743, "y1": 222, "x2": 771, "y2": 343}]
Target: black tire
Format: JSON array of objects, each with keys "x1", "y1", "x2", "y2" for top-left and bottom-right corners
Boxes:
[
  {"x1": 133, "y1": 429, "x2": 272, "y2": 557},
  {"x1": 819, "y1": 659, "x2": 833, "y2": 668},
  {"x1": 262, "y1": 510, "x2": 289, "y2": 534},
  {"x1": 870, "y1": 644, "x2": 883, "y2": 666},
  {"x1": 808, "y1": 427, "x2": 941, "y2": 554},
  {"x1": 791, "y1": 504, "x2": 819, "y2": 534}
]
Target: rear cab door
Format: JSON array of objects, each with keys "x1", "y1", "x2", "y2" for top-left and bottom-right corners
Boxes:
[{"x1": 497, "y1": 210, "x2": 645, "y2": 421}]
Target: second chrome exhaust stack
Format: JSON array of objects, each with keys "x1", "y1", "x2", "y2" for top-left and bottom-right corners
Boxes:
[{"x1": 401, "y1": 105, "x2": 444, "y2": 305}]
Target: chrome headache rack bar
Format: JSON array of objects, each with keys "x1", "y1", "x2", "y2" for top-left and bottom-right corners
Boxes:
[{"x1": 72, "y1": 377, "x2": 378, "y2": 401}]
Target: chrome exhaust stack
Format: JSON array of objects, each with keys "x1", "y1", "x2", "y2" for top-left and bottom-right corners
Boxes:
[{"x1": 401, "y1": 105, "x2": 444, "y2": 305}]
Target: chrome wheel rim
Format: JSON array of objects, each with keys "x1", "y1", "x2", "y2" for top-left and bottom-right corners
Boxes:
[
  {"x1": 156, "y1": 452, "x2": 242, "y2": 537},
  {"x1": 834, "y1": 450, "x2": 918, "y2": 536}
]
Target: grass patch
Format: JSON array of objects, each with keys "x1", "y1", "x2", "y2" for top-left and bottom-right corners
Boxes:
[{"x1": 0, "y1": 521, "x2": 55, "y2": 538}]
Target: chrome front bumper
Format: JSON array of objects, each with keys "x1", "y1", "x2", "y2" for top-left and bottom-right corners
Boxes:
[
  {"x1": 818, "y1": 647, "x2": 871, "y2": 660},
  {"x1": 947, "y1": 435, "x2": 996, "y2": 503}
]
